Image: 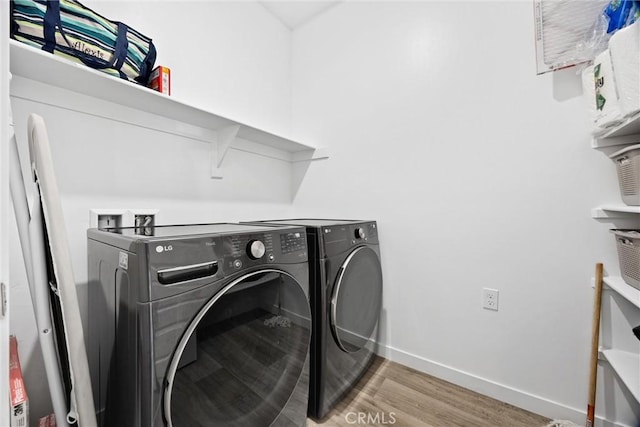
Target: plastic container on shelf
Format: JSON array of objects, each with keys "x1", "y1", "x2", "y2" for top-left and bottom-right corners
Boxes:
[
  {"x1": 610, "y1": 20, "x2": 640, "y2": 118},
  {"x1": 611, "y1": 229, "x2": 640, "y2": 289},
  {"x1": 610, "y1": 144, "x2": 640, "y2": 205},
  {"x1": 591, "y1": 49, "x2": 625, "y2": 129}
]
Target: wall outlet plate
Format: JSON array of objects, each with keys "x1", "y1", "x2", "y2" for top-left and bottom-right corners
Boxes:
[{"x1": 483, "y1": 288, "x2": 499, "y2": 311}]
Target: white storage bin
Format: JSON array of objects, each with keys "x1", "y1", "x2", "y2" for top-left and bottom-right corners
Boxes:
[
  {"x1": 611, "y1": 229, "x2": 640, "y2": 290},
  {"x1": 610, "y1": 144, "x2": 640, "y2": 205},
  {"x1": 609, "y1": 20, "x2": 640, "y2": 118}
]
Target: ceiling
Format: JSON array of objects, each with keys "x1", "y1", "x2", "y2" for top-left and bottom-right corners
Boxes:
[{"x1": 259, "y1": 1, "x2": 341, "y2": 30}]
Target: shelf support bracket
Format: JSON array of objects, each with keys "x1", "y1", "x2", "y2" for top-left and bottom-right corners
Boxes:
[
  {"x1": 291, "y1": 147, "x2": 330, "y2": 163},
  {"x1": 210, "y1": 124, "x2": 240, "y2": 179}
]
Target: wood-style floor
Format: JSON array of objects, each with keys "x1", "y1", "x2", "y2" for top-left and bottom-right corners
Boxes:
[{"x1": 307, "y1": 356, "x2": 551, "y2": 427}]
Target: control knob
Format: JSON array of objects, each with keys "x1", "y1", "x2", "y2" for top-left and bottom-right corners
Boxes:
[
  {"x1": 355, "y1": 227, "x2": 365, "y2": 239},
  {"x1": 247, "y1": 240, "x2": 266, "y2": 260}
]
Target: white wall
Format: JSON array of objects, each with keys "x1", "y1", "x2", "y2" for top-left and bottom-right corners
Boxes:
[
  {"x1": 290, "y1": 1, "x2": 639, "y2": 426},
  {"x1": 9, "y1": 2, "x2": 294, "y2": 423},
  {"x1": 84, "y1": 0, "x2": 293, "y2": 137}
]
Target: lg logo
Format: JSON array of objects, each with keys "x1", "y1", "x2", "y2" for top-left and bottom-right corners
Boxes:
[{"x1": 155, "y1": 245, "x2": 173, "y2": 253}]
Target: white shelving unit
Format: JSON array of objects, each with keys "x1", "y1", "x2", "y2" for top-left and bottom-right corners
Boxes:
[
  {"x1": 593, "y1": 111, "x2": 640, "y2": 148},
  {"x1": 8, "y1": 40, "x2": 328, "y2": 179},
  {"x1": 591, "y1": 205, "x2": 640, "y2": 219},
  {"x1": 603, "y1": 276, "x2": 640, "y2": 310},
  {"x1": 591, "y1": 114, "x2": 640, "y2": 408},
  {"x1": 599, "y1": 348, "x2": 640, "y2": 403}
]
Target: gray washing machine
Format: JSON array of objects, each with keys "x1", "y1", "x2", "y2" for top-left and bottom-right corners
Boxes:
[
  {"x1": 247, "y1": 220, "x2": 383, "y2": 419},
  {"x1": 87, "y1": 223, "x2": 311, "y2": 427}
]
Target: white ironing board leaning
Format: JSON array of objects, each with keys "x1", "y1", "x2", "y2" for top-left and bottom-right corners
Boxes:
[{"x1": 9, "y1": 106, "x2": 97, "y2": 426}]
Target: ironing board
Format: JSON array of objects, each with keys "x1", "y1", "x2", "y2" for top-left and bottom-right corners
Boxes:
[{"x1": 10, "y1": 110, "x2": 97, "y2": 426}]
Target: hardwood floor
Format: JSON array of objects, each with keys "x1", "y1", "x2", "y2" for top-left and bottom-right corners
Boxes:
[{"x1": 307, "y1": 356, "x2": 551, "y2": 427}]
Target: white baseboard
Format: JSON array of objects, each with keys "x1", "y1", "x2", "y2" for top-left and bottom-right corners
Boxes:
[{"x1": 376, "y1": 343, "x2": 630, "y2": 427}]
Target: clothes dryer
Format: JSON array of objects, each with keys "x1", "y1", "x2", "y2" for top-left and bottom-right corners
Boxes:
[
  {"x1": 87, "y1": 223, "x2": 311, "y2": 426},
  {"x1": 247, "y1": 220, "x2": 383, "y2": 419}
]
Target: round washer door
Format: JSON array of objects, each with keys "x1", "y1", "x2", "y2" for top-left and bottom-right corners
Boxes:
[
  {"x1": 330, "y1": 246, "x2": 383, "y2": 353},
  {"x1": 164, "y1": 270, "x2": 311, "y2": 427}
]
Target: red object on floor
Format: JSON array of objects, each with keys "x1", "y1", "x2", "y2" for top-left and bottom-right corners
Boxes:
[
  {"x1": 38, "y1": 413, "x2": 56, "y2": 427},
  {"x1": 9, "y1": 335, "x2": 29, "y2": 427}
]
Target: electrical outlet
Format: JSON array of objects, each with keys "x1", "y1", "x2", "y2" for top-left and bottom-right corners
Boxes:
[{"x1": 483, "y1": 288, "x2": 499, "y2": 311}]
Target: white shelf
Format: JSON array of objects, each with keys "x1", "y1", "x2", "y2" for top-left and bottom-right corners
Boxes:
[
  {"x1": 593, "y1": 111, "x2": 640, "y2": 148},
  {"x1": 9, "y1": 40, "x2": 328, "y2": 178},
  {"x1": 590, "y1": 83, "x2": 640, "y2": 420},
  {"x1": 603, "y1": 276, "x2": 640, "y2": 309},
  {"x1": 592, "y1": 205, "x2": 640, "y2": 218},
  {"x1": 599, "y1": 348, "x2": 640, "y2": 404}
]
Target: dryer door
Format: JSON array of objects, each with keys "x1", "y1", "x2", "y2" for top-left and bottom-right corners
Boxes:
[
  {"x1": 164, "y1": 270, "x2": 311, "y2": 427},
  {"x1": 330, "y1": 246, "x2": 383, "y2": 353}
]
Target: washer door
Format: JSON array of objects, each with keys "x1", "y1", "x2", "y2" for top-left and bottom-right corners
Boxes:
[
  {"x1": 164, "y1": 270, "x2": 311, "y2": 427},
  {"x1": 330, "y1": 246, "x2": 383, "y2": 353}
]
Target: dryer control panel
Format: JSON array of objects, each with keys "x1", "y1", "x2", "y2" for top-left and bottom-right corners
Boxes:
[{"x1": 322, "y1": 221, "x2": 379, "y2": 257}]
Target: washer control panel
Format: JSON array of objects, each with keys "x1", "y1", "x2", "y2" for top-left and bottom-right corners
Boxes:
[
  {"x1": 223, "y1": 229, "x2": 307, "y2": 273},
  {"x1": 224, "y1": 233, "x2": 272, "y2": 271},
  {"x1": 280, "y1": 231, "x2": 306, "y2": 254},
  {"x1": 247, "y1": 239, "x2": 266, "y2": 260}
]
